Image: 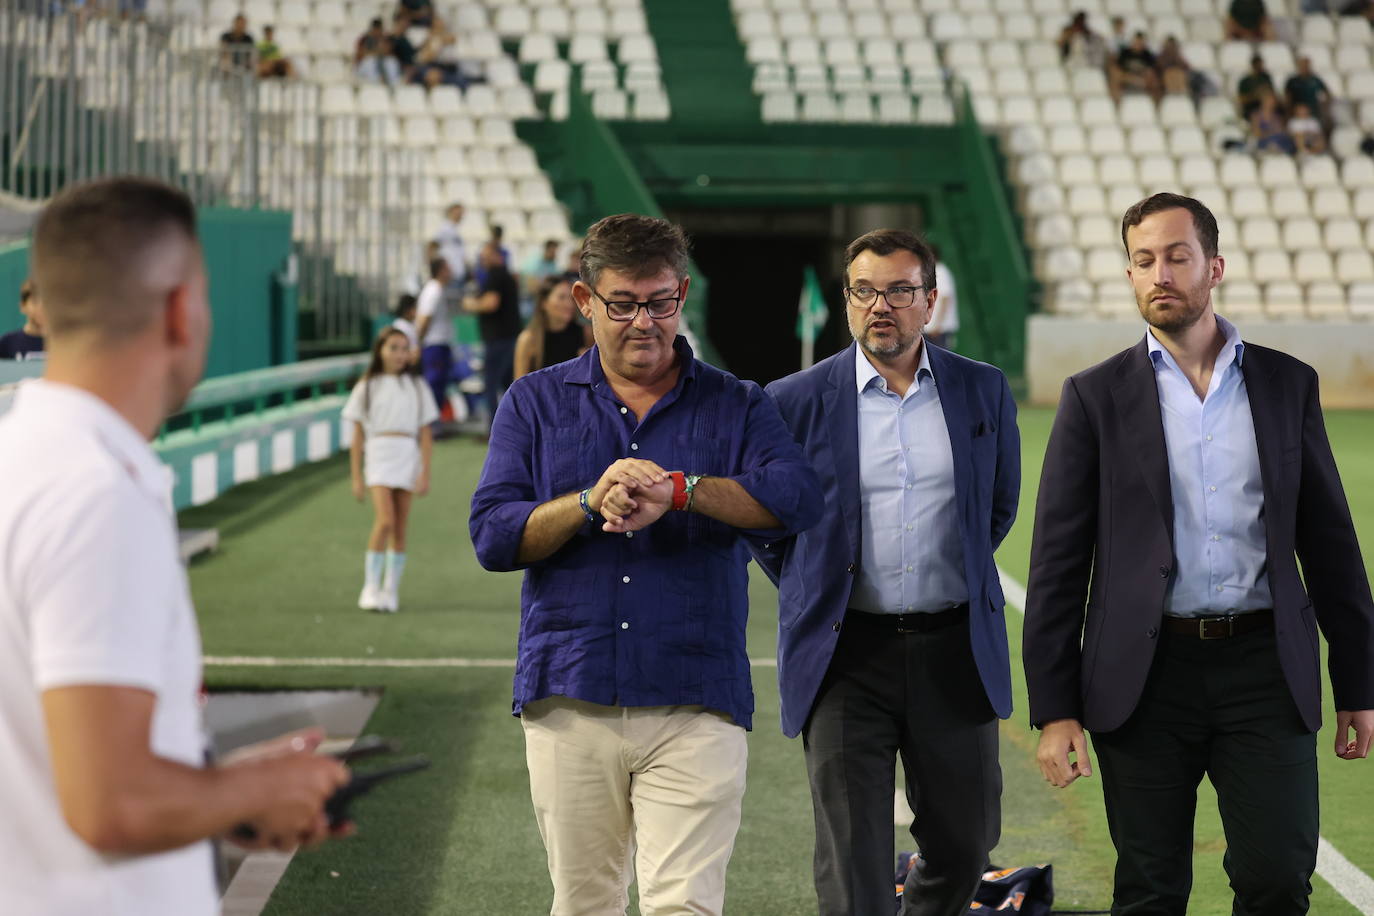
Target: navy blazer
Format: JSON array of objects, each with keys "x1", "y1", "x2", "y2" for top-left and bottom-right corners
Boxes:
[
  {"x1": 752, "y1": 342, "x2": 1021, "y2": 738},
  {"x1": 1024, "y1": 339, "x2": 1374, "y2": 734}
]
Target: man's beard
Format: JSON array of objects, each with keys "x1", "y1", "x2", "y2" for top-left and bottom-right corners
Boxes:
[
  {"x1": 852, "y1": 319, "x2": 919, "y2": 359},
  {"x1": 1136, "y1": 285, "x2": 1209, "y2": 333}
]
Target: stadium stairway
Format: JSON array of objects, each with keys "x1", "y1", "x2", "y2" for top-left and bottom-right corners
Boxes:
[{"x1": 642, "y1": 0, "x2": 760, "y2": 127}]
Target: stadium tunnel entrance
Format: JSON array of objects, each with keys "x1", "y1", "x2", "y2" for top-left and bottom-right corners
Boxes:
[{"x1": 668, "y1": 202, "x2": 928, "y2": 386}]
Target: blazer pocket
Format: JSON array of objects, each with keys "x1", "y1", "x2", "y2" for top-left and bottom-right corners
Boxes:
[{"x1": 971, "y1": 419, "x2": 996, "y2": 438}]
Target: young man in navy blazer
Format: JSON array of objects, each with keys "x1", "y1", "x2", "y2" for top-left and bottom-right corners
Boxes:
[
  {"x1": 753, "y1": 229, "x2": 1020, "y2": 916},
  {"x1": 1024, "y1": 193, "x2": 1374, "y2": 914}
]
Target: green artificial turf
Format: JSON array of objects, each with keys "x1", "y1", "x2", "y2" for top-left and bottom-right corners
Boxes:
[{"x1": 186, "y1": 408, "x2": 1374, "y2": 915}]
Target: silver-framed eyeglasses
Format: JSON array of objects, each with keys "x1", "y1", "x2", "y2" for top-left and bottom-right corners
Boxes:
[
  {"x1": 589, "y1": 284, "x2": 684, "y2": 322},
  {"x1": 844, "y1": 285, "x2": 927, "y2": 309}
]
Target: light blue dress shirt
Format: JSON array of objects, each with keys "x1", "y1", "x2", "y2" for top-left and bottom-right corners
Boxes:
[
  {"x1": 849, "y1": 343, "x2": 968, "y2": 615},
  {"x1": 1147, "y1": 315, "x2": 1272, "y2": 616}
]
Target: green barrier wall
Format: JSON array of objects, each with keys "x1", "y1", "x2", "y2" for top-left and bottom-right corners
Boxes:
[{"x1": 0, "y1": 207, "x2": 294, "y2": 377}]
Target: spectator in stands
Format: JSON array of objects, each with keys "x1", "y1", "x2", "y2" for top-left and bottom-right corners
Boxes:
[
  {"x1": 1111, "y1": 31, "x2": 1163, "y2": 102},
  {"x1": 219, "y1": 14, "x2": 255, "y2": 74},
  {"x1": 411, "y1": 20, "x2": 463, "y2": 88},
  {"x1": 1250, "y1": 88, "x2": 1296, "y2": 154},
  {"x1": 433, "y1": 203, "x2": 469, "y2": 297},
  {"x1": 255, "y1": 25, "x2": 295, "y2": 79},
  {"x1": 514, "y1": 277, "x2": 592, "y2": 380},
  {"x1": 395, "y1": 0, "x2": 434, "y2": 28},
  {"x1": 523, "y1": 239, "x2": 563, "y2": 300},
  {"x1": 387, "y1": 11, "x2": 419, "y2": 83},
  {"x1": 416, "y1": 257, "x2": 456, "y2": 424},
  {"x1": 391, "y1": 293, "x2": 419, "y2": 361},
  {"x1": 1109, "y1": 17, "x2": 1131, "y2": 53},
  {"x1": 1157, "y1": 36, "x2": 1194, "y2": 96},
  {"x1": 355, "y1": 17, "x2": 401, "y2": 85},
  {"x1": 1058, "y1": 11, "x2": 1108, "y2": 69},
  {"x1": 1225, "y1": 0, "x2": 1276, "y2": 41},
  {"x1": 1285, "y1": 57, "x2": 1333, "y2": 131},
  {"x1": 927, "y1": 246, "x2": 960, "y2": 352},
  {"x1": 464, "y1": 242, "x2": 522, "y2": 421},
  {"x1": 1237, "y1": 55, "x2": 1275, "y2": 120},
  {"x1": 0, "y1": 279, "x2": 45, "y2": 361},
  {"x1": 1289, "y1": 102, "x2": 1328, "y2": 154},
  {"x1": 562, "y1": 241, "x2": 583, "y2": 281}
]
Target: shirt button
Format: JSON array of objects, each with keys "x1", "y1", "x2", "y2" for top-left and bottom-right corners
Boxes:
[
  {"x1": 622, "y1": 576, "x2": 631, "y2": 583},
  {"x1": 1212, "y1": 535, "x2": 1220, "y2": 541},
  {"x1": 626, "y1": 532, "x2": 634, "y2": 538},
  {"x1": 905, "y1": 484, "x2": 913, "y2": 490},
  {"x1": 630, "y1": 443, "x2": 639, "y2": 451},
  {"x1": 905, "y1": 524, "x2": 913, "y2": 531},
  {"x1": 906, "y1": 565, "x2": 913, "y2": 572},
  {"x1": 1216, "y1": 585, "x2": 1224, "y2": 592},
  {"x1": 906, "y1": 604, "x2": 913, "y2": 611},
  {"x1": 620, "y1": 621, "x2": 629, "y2": 630},
  {"x1": 1209, "y1": 485, "x2": 1217, "y2": 492},
  {"x1": 1205, "y1": 434, "x2": 1213, "y2": 441},
  {"x1": 619, "y1": 407, "x2": 628, "y2": 415}
]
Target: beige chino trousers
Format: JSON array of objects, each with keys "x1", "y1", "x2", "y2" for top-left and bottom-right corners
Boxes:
[{"x1": 521, "y1": 696, "x2": 748, "y2": 916}]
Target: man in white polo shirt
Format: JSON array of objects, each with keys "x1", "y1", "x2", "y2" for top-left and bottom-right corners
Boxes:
[{"x1": 0, "y1": 177, "x2": 349, "y2": 915}]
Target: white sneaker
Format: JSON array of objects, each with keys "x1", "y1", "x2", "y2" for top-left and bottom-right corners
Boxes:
[
  {"x1": 378, "y1": 590, "x2": 399, "y2": 613},
  {"x1": 358, "y1": 584, "x2": 381, "y2": 611}
]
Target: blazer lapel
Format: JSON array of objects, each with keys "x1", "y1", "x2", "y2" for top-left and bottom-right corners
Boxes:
[
  {"x1": 1111, "y1": 340, "x2": 1174, "y2": 545},
  {"x1": 1240, "y1": 345, "x2": 1285, "y2": 524},
  {"x1": 823, "y1": 345, "x2": 862, "y2": 553},
  {"x1": 929, "y1": 344, "x2": 972, "y2": 535}
]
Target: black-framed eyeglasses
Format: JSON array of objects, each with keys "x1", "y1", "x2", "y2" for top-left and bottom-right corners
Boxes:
[
  {"x1": 589, "y1": 284, "x2": 683, "y2": 322},
  {"x1": 844, "y1": 285, "x2": 927, "y2": 309}
]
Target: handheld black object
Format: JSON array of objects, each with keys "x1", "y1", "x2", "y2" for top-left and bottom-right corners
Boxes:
[
  {"x1": 324, "y1": 756, "x2": 431, "y2": 828},
  {"x1": 228, "y1": 738, "x2": 429, "y2": 842}
]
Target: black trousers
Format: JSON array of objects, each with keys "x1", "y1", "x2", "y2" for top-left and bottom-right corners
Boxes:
[
  {"x1": 1092, "y1": 627, "x2": 1318, "y2": 916},
  {"x1": 802, "y1": 611, "x2": 1001, "y2": 916}
]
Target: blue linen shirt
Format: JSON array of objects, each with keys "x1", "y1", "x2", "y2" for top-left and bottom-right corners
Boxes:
[
  {"x1": 1147, "y1": 315, "x2": 1272, "y2": 616},
  {"x1": 849, "y1": 343, "x2": 968, "y2": 614},
  {"x1": 469, "y1": 337, "x2": 823, "y2": 729}
]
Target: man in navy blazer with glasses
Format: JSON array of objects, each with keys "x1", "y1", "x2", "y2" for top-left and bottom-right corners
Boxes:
[{"x1": 753, "y1": 229, "x2": 1020, "y2": 916}]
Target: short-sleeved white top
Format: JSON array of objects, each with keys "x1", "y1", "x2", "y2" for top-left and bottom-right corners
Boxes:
[
  {"x1": 0, "y1": 380, "x2": 216, "y2": 916},
  {"x1": 342, "y1": 373, "x2": 440, "y2": 437},
  {"x1": 932, "y1": 261, "x2": 960, "y2": 335},
  {"x1": 416, "y1": 278, "x2": 452, "y2": 347}
]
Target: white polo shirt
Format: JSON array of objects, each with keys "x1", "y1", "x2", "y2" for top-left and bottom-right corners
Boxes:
[{"x1": 0, "y1": 380, "x2": 216, "y2": 916}]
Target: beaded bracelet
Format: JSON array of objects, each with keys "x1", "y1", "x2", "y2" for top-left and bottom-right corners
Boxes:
[{"x1": 578, "y1": 488, "x2": 597, "y2": 522}]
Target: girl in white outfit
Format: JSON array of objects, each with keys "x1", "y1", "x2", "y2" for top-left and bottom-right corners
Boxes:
[{"x1": 342, "y1": 328, "x2": 439, "y2": 612}]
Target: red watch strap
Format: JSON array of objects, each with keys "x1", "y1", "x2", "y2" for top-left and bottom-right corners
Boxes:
[{"x1": 669, "y1": 471, "x2": 688, "y2": 511}]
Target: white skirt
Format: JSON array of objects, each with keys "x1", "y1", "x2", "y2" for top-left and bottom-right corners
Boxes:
[{"x1": 364, "y1": 436, "x2": 420, "y2": 490}]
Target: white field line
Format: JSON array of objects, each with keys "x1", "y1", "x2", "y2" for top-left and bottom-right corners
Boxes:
[
  {"x1": 203, "y1": 655, "x2": 779, "y2": 668},
  {"x1": 996, "y1": 565, "x2": 1374, "y2": 916}
]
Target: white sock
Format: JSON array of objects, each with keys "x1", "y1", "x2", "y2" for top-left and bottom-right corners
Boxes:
[
  {"x1": 365, "y1": 551, "x2": 385, "y2": 589},
  {"x1": 383, "y1": 551, "x2": 407, "y2": 595}
]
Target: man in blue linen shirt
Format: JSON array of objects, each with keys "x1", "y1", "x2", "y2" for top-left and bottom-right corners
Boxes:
[
  {"x1": 753, "y1": 229, "x2": 1021, "y2": 916},
  {"x1": 469, "y1": 213, "x2": 822, "y2": 916},
  {"x1": 1025, "y1": 193, "x2": 1374, "y2": 913}
]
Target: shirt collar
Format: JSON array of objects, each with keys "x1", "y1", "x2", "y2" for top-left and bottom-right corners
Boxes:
[
  {"x1": 854, "y1": 337, "x2": 935, "y2": 395},
  {"x1": 565, "y1": 334, "x2": 697, "y2": 387},
  {"x1": 14, "y1": 379, "x2": 171, "y2": 501},
  {"x1": 1146, "y1": 314, "x2": 1245, "y2": 376}
]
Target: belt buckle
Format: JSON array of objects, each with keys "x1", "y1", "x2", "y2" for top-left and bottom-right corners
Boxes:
[{"x1": 1198, "y1": 616, "x2": 1233, "y2": 639}]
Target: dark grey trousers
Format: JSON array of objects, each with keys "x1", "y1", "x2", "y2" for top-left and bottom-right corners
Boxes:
[{"x1": 802, "y1": 612, "x2": 1002, "y2": 916}]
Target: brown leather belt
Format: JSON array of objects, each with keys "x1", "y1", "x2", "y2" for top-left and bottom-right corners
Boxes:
[
  {"x1": 1162, "y1": 609, "x2": 1273, "y2": 639},
  {"x1": 845, "y1": 604, "x2": 969, "y2": 634}
]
